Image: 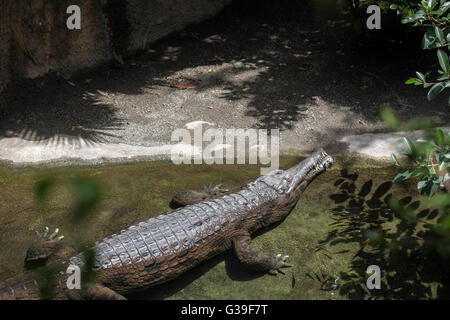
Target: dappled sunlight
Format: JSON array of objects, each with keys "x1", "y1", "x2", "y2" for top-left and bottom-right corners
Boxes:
[
  {"x1": 2, "y1": 0, "x2": 448, "y2": 152},
  {"x1": 319, "y1": 169, "x2": 450, "y2": 299}
]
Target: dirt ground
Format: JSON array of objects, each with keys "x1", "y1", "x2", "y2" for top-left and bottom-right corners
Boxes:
[{"x1": 0, "y1": 0, "x2": 448, "y2": 154}]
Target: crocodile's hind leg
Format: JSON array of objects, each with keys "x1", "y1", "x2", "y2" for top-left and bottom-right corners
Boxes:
[
  {"x1": 25, "y1": 227, "x2": 75, "y2": 269},
  {"x1": 232, "y1": 232, "x2": 292, "y2": 275},
  {"x1": 201, "y1": 183, "x2": 229, "y2": 195}
]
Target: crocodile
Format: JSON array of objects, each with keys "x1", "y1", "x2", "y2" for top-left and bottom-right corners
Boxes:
[{"x1": 0, "y1": 148, "x2": 333, "y2": 300}]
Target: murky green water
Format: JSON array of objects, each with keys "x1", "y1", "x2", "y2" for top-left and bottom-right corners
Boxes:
[{"x1": 0, "y1": 157, "x2": 445, "y2": 299}]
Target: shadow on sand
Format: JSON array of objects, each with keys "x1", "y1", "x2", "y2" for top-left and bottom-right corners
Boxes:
[{"x1": 1, "y1": 0, "x2": 448, "y2": 149}]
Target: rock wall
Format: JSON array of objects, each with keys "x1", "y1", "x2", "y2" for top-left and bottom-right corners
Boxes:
[{"x1": 0, "y1": 0, "x2": 231, "y2": 91}]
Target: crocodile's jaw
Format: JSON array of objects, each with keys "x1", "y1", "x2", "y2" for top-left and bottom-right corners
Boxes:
[
  {"x1": 285, "y1": 148, "x2": 333, "y2": 194},
  {"x1": 253, "y1": 148, "x2": 333, "y2": 230}
]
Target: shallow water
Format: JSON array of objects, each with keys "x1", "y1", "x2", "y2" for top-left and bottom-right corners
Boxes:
[{"x1": 0, "y1": 157, "x2": 444, "y2": 299}]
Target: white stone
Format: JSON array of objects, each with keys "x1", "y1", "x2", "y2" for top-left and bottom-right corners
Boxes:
[
  {"x1": 184, "y1": 121, "x2": 216, "y2": 130},
  {"x1": 340, "y1": 127, "x2": 450, "y2": 159}
]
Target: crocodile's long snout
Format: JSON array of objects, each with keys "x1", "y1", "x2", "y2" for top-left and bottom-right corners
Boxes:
[{"x1": 285, "y1": 148, "x2": 333, "y2": 193}]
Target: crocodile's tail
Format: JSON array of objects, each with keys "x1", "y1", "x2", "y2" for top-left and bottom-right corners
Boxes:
[{"x1": 0, "y1": 275, "x2": 41, "y2": 300}]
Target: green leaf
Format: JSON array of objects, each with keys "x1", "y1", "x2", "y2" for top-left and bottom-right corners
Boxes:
[
  {"x1": 417, "y1": 179, "x2": 441, "y2": 198},
  {"x1": 429, "y1": 166, "x2": 437, "y2": 175},
  {"x1": 113, "y1": 54, "x2": 124, "y2": 65},
  {"x1": 429, "y1": 180, "x2": 441, "y2": 198},
  {"x1": 437, "y1": 128, "x2": 445, "y2": 145},
  {"x1": 411, "y1": 169, "x2": 426, "y2": 178},
  {"x1": 438, "y1": 1, "x2": 450, "y2": 15},
  {"x1": 437, "y1": 49, "x2": 449, "y2": 71},
  {"x1": 440, "y1": 214, "x2": 450, "y2": 231},
  {"x1": 429, "y1": 0, "x2": 439, "y2": 10},
  {"x1": 392, "y1": 169, "x2": 424, "y2": 183},
  {"x1": 70, "y1": 177, "x2": 103, "y2": 223},
  {"x1": 34, "y1": 178, "x2": 55, "y2": 203},
  {"x1": 416, "y1": 71, "x2": 426, "y2": 81},
  {"x1": 391, "y1": 153, "x2": 400, "y2": 165},
  {"x1": 423, "y1": 29, "x2": 439, "y2": 49},
  {"x1": 402, "y1": 10, "x2": 427, "y2": 24},
  {"x1": 393, "y1": 170, "x2": 411, "y2": 183},
  {"x1": 418, "y1": 180, "x2": 428, "y2": 191},
  {"x1": 403, "y1": 137, "x2": 417, "y2": 155},
  {"x1": 435, "y1": 27, "x2": 445, "y2": 43},
  {"x1": 427, "y1": 82, "x2": 446, "y2": 100},
  {"x1": 381, "y1": 107, "x2": 399, "y2": 128},
  {"x1": 405, "y1": 78, "x2": 421, "y2": 84},
  {"x1": 364, "y1": 230, "x2": 383, "y2": 246}
]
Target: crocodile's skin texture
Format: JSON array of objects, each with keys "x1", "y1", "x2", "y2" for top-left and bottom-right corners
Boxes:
[
  {"x1": 0, "y1": 275, "x2": 41, "y2": 300},
  {"x1": 0, "y1": 149, "x2": 332, "y2": 299},
  {"x1": 66, "y1": 170, "x2": 292, "y2": 293}
]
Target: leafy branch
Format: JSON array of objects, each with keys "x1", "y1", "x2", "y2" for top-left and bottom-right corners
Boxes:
[{"x1": 397, "y1": 0, "x2": 450, "y2": 104}]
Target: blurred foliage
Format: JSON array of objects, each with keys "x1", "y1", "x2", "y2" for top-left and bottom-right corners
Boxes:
[
  {"x1": 70, "y1": 177, "x2": 103, "y2": 223},
  {"x1": 34, "y1": 177, "x2": 55, "y2": 205},
  {"x1": 113, "y1": 54, "x2": 125, "y2": 68},
  {"x1": 35, "y1": 264, "x2": 60, "y2": 300},
  {"x1": 391, "y1": 130, "x2": 449, "y2": 198},
  {"x1": 80, "y1": 246, "x2": 98, "y2": 285},
  {"x1": 33, "y1": 175, "x2": 104, "y2": 299},
  {"x1": 381, "y1": 109, "x2": 450, "y2": 198},
  {"x1": 381, "y1": 108, "x2": 449, "y2": 198},
  {"x1": 318, "y1": 106, "x2": 450, "y2": 298}
]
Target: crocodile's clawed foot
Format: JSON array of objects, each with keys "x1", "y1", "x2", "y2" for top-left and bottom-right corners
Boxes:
[
  {"x1": 25, "y1": 226, "x2": 65, "y2": 267},
  {"x1": 35, "y1": 226, "x2": 65, "y2": 243},
  {"x1": 202, "y1": 183, "x2": 229, "y2": 195},
  {"x1": 268, "y1": 254, "x2": 293, "y2": 275}
]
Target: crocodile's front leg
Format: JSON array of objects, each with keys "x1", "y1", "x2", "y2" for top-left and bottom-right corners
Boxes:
[
  {"x1": 171, "y1": 183, "x2": 229, "y2": 207},
  {"x1": 232, "y1": 232, "x2": 292, "y2": 275}
]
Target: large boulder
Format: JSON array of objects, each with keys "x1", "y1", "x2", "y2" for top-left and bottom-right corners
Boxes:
[{"x1": 0, "y1": 0, "x2": 231, "y2": 92}]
